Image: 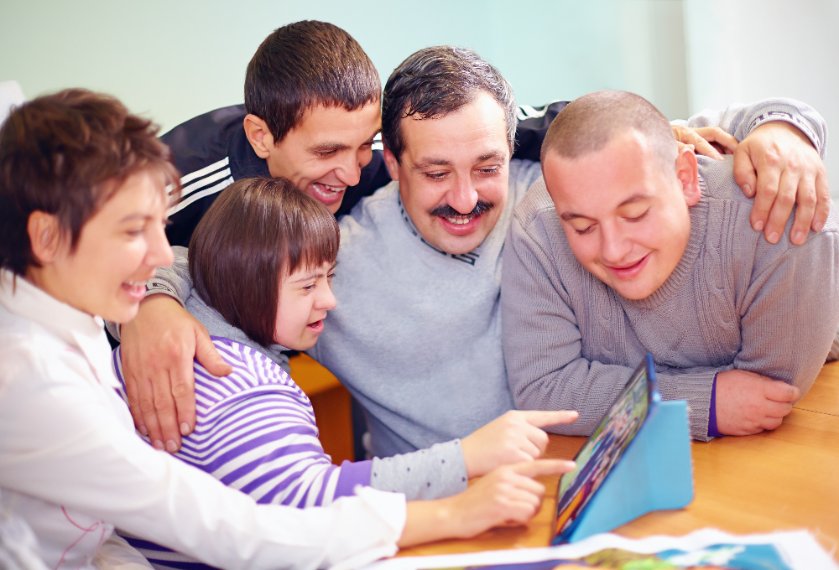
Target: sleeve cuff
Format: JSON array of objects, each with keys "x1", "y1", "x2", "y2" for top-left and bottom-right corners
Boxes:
[
  {"x1": 746, "y1": 110, "x2": 824, "y2": 156},
  {"x1": 331, "y1": 486, "x2": 405, "y2": 570},
  {"x1": 707, "y1": 373, "x2": 723, "y2": 439},
  {"x1": 144, "y1": 279, "x2": 184, "y2": 306}
]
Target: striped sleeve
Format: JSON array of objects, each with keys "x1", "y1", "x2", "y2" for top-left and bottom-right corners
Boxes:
[
  {"x1": 168, "y1": 157, "x2": 234, "y2": 218},
  {"x1": 179, "y1": 339, "x2": 372, "y2": 507},
  {"x1": 112, "y1": 339, "x2": 375, "y2": 568}
]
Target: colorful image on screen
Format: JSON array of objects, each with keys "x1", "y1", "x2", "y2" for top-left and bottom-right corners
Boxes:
[{"x1": 553, "y1": 358, "x2": 653, "y2": 542}]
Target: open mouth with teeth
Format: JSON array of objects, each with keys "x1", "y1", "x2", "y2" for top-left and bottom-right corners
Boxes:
[
  {"x1": 442, "y1": 214, "x2": 476, "y2": 226},
  {"x1": 122, "y1": 279, "x2": 148, "y2": 301},
  {"x1": 435, "y1": 212, "x2": 485, "y2": 236},
  {"x1": 431, "y1": 201, "x2": 494, "y2": 235},
  {"x1": 309, "y1": 182, "x2": 347, "y2": 206}
]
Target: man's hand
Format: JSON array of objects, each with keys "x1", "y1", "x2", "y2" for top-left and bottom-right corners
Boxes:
[
  {"x1": 715, "y1": 369, "x2": 800, "y2": 436},
  {"x1": 461, "y1": 410, "x2": 578, "y2": 478},
  {"x1": 734, "y1": 121, "x2": 829, "y2": 245},
  {"x1": 672, "y1": 124, "x2": 738, "y2": 159},
  {"x1": 119, "y1": 295, "x2": 231, "y2": 452}
]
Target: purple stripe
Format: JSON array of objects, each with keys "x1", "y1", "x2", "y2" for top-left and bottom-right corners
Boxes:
[
  {"x1": 175, "y1": 411, "x2": 309, "y2": 464},
  {"x1": 259, "y1": 472, "x2": 307, "y2": 505},
  {"x1": 198, "y1": 394, "x2": 294, "y2": 434},
  {"x1": 204, "y1": 420, "x2": 314, "y2": 466},
  {"x1": 197, "y1": 403, "x2": 310, "y2": 447},
  {"x1": 205, "y1": 425, "x2": 316, "y2": 473},
  {"x1": 236, "y1": 455, "x2": 335, "y2": 502},
  {"x1": 334, "y1": 459, "x2": 373, "y2": 498}
]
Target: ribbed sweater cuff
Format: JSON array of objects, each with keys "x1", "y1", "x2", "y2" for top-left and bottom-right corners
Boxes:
[{"x1": 657, "y1": 371, "x2": 715, "y2": 441}]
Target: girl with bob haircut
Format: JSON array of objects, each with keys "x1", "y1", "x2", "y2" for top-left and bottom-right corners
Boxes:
[
  {"x1": 0, "y1": 89, "x2": 572, "y2": 569},
  {"x1": 113, "y1": 176, "x2": 577, "y2": 567}
]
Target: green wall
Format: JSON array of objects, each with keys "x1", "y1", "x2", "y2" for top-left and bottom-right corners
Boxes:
[{"x1": 0, "y1": 0, "x2": 688, "y2": 131}]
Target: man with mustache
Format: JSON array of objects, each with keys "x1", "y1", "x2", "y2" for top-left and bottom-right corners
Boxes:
[
  {"x1": 118, "y1": 21, "x2": 565, "y2": 451},
  {"x1": 308, "y1": 47, "x2": 830, "y2": 458},
  {"x1": 123, "y1": 36, "x2": 830, "y2": 458}
]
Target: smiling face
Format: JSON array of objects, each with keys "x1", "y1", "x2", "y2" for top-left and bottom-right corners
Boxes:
[
  {"x1": 383, "y1": 91, "x2": 510, "y2": 255},
  {"x1": 274, "y1": 261, "x2": 337, "y2": 350},
  {"x1": 27, "y1": 169, "x2": 173, "y2": 322},
  {"x1": 543, "y1": 129, "x2": 700, "y2": 300},
  {"x1": 248, "y1": 102, "x2": 381, "y2": 214}
]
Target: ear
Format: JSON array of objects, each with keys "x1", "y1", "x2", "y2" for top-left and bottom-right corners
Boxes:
[
  {"x1": 27, "y1": 211, "x2": 63, "y2": 264},
  {"x1": 382, "y1": 146, "x2": 400, "y2": 182},
  {"x1": 674, "y1": 147, "x2": 701, "y2": 207},
  {"x1": 243, "y1": 114, "x2": 275, "y2": 159}
]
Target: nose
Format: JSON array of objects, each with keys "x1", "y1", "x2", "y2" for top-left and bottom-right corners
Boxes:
[
  {"x1": 317, "y1": 280, "x2": 337, "y2": 312},
  {"x1": 446, "y1": 176, "x2": 479, "y2": 214},
  {"x1": 148, "y1": 223, "x2": 174, "y2": 268},
  {"x1": 599, "y1": 222, "x2": 630, "y2": 265},
  {"x1": 337, "y1": 152, "x2": 362, "y2": 187}
]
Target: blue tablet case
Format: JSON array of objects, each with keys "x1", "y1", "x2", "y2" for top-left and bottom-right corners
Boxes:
[{"x1": 553, "y1": 354, "x2": 694, "y2": 544}]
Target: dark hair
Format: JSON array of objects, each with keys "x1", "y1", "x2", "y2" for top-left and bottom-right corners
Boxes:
[
  {"x1": 0, "y1": 88, "x2": 179, "y2": 276},
  {"x1": 381, "y1": 46, "x2": 516, "y2": 161},
  {"x1": 541, "y1": 90, "x2": 677, "y2": 168},
  {"x1": 244, "y1": 20, "x2": 381, "y2": 142},
  {"x1": 189, "y1": 177, "x2": 339, "y2": 347}
]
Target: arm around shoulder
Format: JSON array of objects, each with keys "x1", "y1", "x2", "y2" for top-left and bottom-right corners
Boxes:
[{"x1": 118, "y1": 245, "x2": 228, "y2": 450}]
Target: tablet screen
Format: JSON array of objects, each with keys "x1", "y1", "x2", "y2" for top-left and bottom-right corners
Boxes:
[{"x1": 553, "y1": 355, "x2": 655, "y2": 543}]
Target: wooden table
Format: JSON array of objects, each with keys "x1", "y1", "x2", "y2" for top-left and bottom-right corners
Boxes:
[{"x1": 399, "y1": 362, "x2": 839, "y2": 559}]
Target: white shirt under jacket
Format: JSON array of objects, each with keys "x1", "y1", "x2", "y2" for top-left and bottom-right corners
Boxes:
[{"x1": 0, "y1": 270, "x2": 405, "y2": 570}]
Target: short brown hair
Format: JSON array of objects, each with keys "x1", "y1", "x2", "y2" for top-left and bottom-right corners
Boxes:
[
  {"x1": 0, "y1": 88, "x2": 178, "y2": 276},
  {"x1": 244, "y1": 20, "x2": 381, "y2": 142},
  {"x1": 541, "y1": 90, "x2": 677, "y2": 169},
  {"x1": 189, "y1": 177, "x2": 339, "y2": 347},
  {"x1": 382, "y1": 46, "x2": 516, "y2": 161}
]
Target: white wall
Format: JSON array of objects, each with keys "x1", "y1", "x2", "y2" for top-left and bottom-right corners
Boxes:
[{"x1": 683, "y1": 0, "x2": 839, "y2": 200}]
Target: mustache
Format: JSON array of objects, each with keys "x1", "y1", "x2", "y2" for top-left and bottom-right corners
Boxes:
[{"x1": 430, "y1": 201, "x2": 495, "y2": 218}]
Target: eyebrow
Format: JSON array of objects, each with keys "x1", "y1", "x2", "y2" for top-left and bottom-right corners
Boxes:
[
  {"x1": 309, "y1": 130, "x2": 380, "y2": 154},
  {"x1": 559, "y1": 193, "x2": 650, "y2": 222},
  {"x1": 309, "y1": 142, "x2": 350, "y2": 153},
  {"x1": 412, "y1": 150, "x2": 507, "y2": 170},
  {"x1": 117, "y1": 213, "x2": 154, "y2": 224},
  {"x1": 288, "y1": 262, "x2": 338, "y2": 283}
]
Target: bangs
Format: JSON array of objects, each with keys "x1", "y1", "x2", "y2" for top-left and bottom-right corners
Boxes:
[{"x1": 283, "y1": 196, "x2": 340, "y2": 275}]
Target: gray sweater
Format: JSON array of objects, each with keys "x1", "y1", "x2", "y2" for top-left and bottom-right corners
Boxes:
[
  {"x1": 311, "y1": 160, "x2": 544, "y2": 457},
  {"x1": 153, "y1": 247, "x2": 469, "y2": 500},
  {"x1": 148, "y1": 99, "x2": 830, "y2": 456},
  {"x1": 502, "y1": 146, "x2": 839, "y2": 440}
]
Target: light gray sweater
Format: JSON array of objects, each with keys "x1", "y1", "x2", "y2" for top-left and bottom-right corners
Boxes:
[
  {"x1": 502, "y1": 132, "x2": 839, "y2": 440},
  {"x1": 311, "y1": 160, "x2": 544, "y2": 457}
]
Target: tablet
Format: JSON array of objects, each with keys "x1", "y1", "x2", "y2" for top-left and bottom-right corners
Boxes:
[{"x1": 552, "y1": 354, "x2": 657, "y2": 543}]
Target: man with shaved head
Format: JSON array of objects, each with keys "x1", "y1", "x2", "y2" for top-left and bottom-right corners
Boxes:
[{"x1": 503, "y1": 90, "x2": 839, "y2": 441}]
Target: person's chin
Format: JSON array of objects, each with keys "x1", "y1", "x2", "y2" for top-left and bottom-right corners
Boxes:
[
  {"x1": 105, "y1": 302, "x2": 141, "y2": 325},
  {"x1": 448, "y1": 240, "x2": 483, "y2": 256},
  {"x1": 431, "y1": 221, "x2": 489, "y2": 254},
  {"x1": 294, "y1": 339, "x2": 317, "y2": 351},
  {"x1": 613, "y1": 279, "x2": 658, "y2": 301}
]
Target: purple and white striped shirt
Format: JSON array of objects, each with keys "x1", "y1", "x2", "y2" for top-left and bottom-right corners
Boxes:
[{"x1": 112, "y1": 336, "x2": 372, "y2": 569}]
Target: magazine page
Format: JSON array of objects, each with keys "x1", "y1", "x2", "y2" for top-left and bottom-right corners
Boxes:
[{"x1": 364, "y1": 529, "x2": 836, "y2": 570}]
